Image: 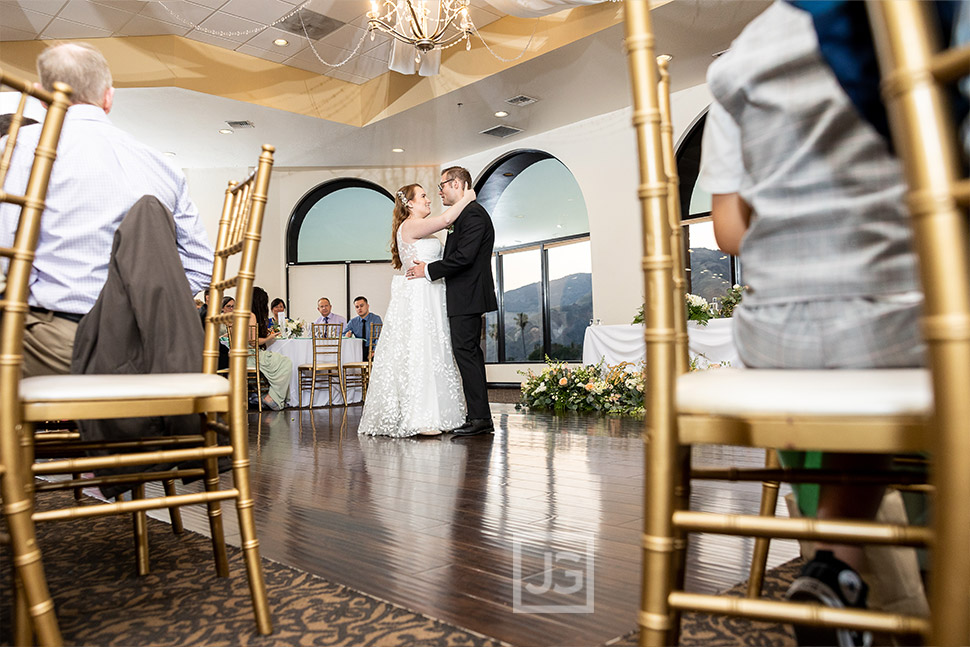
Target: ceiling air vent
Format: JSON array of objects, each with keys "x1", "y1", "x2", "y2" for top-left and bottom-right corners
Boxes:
[
  {"x1": 505, "y1": 94, "x2": 538, "y2": 107},
  {"x1": 481, "y1": 124, "x2": 523, "y2": 138},
  {"x1": 277, "y1": 9, "x2": 344, "y2": 40},
  {"x1": 226, "y1": 120, "x2": 255, "y2": 129}
]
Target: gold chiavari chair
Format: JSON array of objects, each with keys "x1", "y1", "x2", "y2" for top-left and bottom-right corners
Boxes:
[
  {"x1": 623, "y1": 1, "x2": 952, "y2": 644},
  {"x1": 867, "y1": 3, "x2": 970, "y2": 644},
  {"x1": 222, "y1": 324, "x2": 270, "y2": 412},
  {"x1": 342, "y1": 321, "x2": 381, "y2": 403},
  {"x1": 0, "y1": 69, "x2": 72, "y2": 647},
  {"x1": 298, "y1": 322, "x2": 343, "y2": 407},
  {"x1": 17, "y1": 145, "x2": 278, "y2": 638}
]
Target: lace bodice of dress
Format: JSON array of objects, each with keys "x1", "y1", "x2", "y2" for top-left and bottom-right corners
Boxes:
[{"x1": 397, "y1": 228, "x2": 443, "y2": 273}]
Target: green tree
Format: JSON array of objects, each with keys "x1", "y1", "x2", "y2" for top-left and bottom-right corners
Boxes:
[{"x1": 514, "y1": 312, "x2": 529, "y2": 359}]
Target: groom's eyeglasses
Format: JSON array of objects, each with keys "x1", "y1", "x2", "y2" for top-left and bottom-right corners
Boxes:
[{"x1": 437, "y1": 178, "x2": 454, "y2": 191}]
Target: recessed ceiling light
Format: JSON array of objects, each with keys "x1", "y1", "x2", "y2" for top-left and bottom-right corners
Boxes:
[
  {"x1": 218, "y1": 128, "x2": 233, "y2": 135},
  {"x1": 494, "y1": 110, "x2": 509, "y2": 118},
  {"x1": 273, "y1": 38, "x2": 289, "y2": 47},
  {"x1": 163, "y1": 151, "x2": 176, "y2": 157},
  {"x1": 392, "y1": 147, "x2": 404, "y2": 153}
]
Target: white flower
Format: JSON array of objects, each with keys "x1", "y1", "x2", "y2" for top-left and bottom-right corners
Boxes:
[{"x1": 685, "y1": 293, "x2": 709, "y2": 309}]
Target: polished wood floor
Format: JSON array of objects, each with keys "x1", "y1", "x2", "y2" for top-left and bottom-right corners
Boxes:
[{"x1": 150, "y1": 402, "x2": 799, "y2": 647}]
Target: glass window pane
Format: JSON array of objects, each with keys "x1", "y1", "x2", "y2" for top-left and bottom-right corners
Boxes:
[
  {"x1": 298, "y1": 187, "x2": 393, "y2": 262},
  {"x1": 546, "y1": 240, "x2": 591, "y2": 361},
  {"x1": 490, "y1": 158, "x2": 588, "y2": 249},
  {"x1": 501, "y1": 249, "x2": 543, "y2": 362},
  {"x1": 485, "y1": 255, "x2": 498, "y2": 362},
  {"x1": 685, "y1": 220, "x2": 731, "y2": 305}
]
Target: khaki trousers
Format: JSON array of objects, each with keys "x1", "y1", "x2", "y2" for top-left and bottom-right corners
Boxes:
[{"x1": 23, "y1": 310, "x2": 78, "y2": 377}]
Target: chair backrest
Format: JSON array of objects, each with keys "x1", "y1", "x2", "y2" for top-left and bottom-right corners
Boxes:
[
  {"x1": 310, "y1": 323, "x2": 342, "y2": 365},
  {"x1": 225, "y1": 323, "x2": 260, "y2": 373},
  {"x1": 201, "y1": 145, "x2": 274, "y2": 416},
  {"x1": 0, "y1": 70, "x2": 71, "y2": 647},
  {"x1": 866, "y1": 4, "x2": 970, "y2": 644},
  {"x1": 368, "y1": 322, "x2": 383, "y2": 362}
]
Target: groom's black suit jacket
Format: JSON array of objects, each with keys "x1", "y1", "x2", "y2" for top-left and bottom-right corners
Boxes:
[{"x1": 427, "y1": 201, "x2": 497, "y2": 316}]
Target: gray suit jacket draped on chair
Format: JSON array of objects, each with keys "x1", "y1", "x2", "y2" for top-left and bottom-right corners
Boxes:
[{"x1": 71, "y1": 195, "x2": 206, "y2": 497}]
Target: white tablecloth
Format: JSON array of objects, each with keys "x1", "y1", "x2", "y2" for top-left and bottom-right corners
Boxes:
[
  {"x1": 582, "y1": 319, "x2": 741, "y2": 369},
  {"x1": 269, "y1": 337, "x2": 364, "y2": 407}
]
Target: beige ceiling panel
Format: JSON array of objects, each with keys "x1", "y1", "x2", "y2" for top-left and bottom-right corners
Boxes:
[
  {"x1": 236, "y1": 42, "x2": 291, "y2": 63},
  {"x1": 186, "y1": 0, "x2": 228, "y2": 8},
  {"x1": 57, "y1": 0, "x2": 138, "y2": 32},
  {"x1": 91, "y1": 0, "x2": 150, "y2": 13},
  {"x1": 283, "y1": 53, "x2": 333, "y2": 76},
  {"x1": 321, "y1": 23, "x2": 368, "y2": 53},
  {"x1": 341, "y1": 53, "x2": 388, "y2": 81},
  {"x1": 183, "y1": 29, "x2": 240, "y2": 49},
  {"x1": 287, "y1": 39, "x2": 354, "y2": 67},
  {"x1": 8, "y1": 0, "x2": 69, "y2": 17},
  {"x1": 0, "y1": 4, "x2": 54, "y2": 34},
  {"x1": 119, "y1": 14, "x2": 192, "y2": 37},
  {"x1": 41, "y1": 16, "x2": 113, "y2": 39},
  {"x1": 303, "y1": 0, "x2": 368, "y2": 25},
  {"x1": 220, "y1": 0, "x2": 294, "y2": 25},
  {"x1": 196, "y1": 10, "x2": 263, "y2": 43},
  {"x1": 326, "y1": 67, "x2": 369, "y2": 85},
  {"x1": 0, "y1": 25, "x2": 39, "y2": 42},
  {"x1": 467, "y1": 4, "x2": 503, "y2": 28},
  {"x1": 363, "y1": 38, "x2": 391, "y2": 60},
  {"x1": 137, "y1": 1, "x2": 216, "y2": 28},
  {"x1": 242, "y1": 25, "x2": 298, "y2": 50}
]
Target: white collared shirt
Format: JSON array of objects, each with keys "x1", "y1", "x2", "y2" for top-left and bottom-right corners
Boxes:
[{"x1": 0, "y1": 104, "x2": 213, "y2": 314}]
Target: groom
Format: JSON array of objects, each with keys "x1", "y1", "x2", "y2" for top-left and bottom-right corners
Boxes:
[{"x1": 407, "y1": 166, "x2": 497, "y2": 436}]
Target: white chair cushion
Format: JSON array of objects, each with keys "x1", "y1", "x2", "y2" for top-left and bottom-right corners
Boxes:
[
  {"x1": 20, "y1": 373, "x2": 230, "y2": 403},
  {"x1": 677, "y1": 368, "x2": 932, "y2": 418}
]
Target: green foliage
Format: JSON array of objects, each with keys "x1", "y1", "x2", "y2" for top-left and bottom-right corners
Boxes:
[
  {"x1": 685, "y1": 293, "x2": 711, "y2": 326},
  {"x1": 717, "y1": 284, "x2": 746, "y2": 318},
  {"x1": 518, "y1": 357, "x2": 644, "y2": 415}
]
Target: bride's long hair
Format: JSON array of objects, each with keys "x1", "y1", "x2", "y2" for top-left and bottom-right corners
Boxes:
[{"x1": 390, "y1": 183, "x2": 421, "y2": 270}]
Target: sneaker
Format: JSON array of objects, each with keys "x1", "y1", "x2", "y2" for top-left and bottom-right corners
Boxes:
[{"x1": 785, "y1": 550, "x2": 873, "y2": 647}]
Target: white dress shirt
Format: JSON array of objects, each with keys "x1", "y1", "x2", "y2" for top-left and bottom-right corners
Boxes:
[{"x1": 0, "y1": 104, "x2": 213, "y2": 314}]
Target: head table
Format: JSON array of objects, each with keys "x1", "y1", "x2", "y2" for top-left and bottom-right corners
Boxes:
[
  {"x1": 581, "y1": 319, "x2": 741, "y2": 369},
  {"x1": 268, "y1": 336, "x2": 364, "y2": 407}
]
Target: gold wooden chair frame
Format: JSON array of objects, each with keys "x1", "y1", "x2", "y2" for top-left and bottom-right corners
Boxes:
[
  {"x1": 341, "y1": 321, "x2": 381, "y2": 404},
  {"x1": 0, "y1": 70, "x2": 72, "y2": 647},
  {"x1": 222, "y1": 324, "x2": 270, "y2": 412},
  {"x1": 16, "y1": 145, "x2": 278, "y2": 639},
  {"x1": 297, "y1": 322, "x2": 343, "y2": 407},
  {"x1": 623, "y1": 0, "x2": 968, "y2": 644}
]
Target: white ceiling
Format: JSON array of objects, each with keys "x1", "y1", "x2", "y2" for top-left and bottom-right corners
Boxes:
[
  {"x1": 0, "y1": 0, "x2": 505, "y2": 84},
  {"x1": 0, "y1": 0, "x2": 768, "y2": 169}
]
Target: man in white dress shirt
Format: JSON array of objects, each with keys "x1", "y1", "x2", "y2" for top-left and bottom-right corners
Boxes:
[{"x1": 0, "y1": 42, "x2": 213, "y2": 376}]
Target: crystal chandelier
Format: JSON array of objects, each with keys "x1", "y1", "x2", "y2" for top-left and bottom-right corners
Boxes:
[{"x1": 367, "y1": 0, "x2": 474, "y2": 54}]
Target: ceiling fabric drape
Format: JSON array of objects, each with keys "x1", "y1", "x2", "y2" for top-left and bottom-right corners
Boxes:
[{"x1": 481, "y1": 0, "x2": 611, "y2": 18}]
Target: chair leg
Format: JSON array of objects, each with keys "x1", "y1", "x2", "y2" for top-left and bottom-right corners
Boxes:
[
  {"x1": 747, "y1": 450, "x2": 780, "y2": 598},
  {"x1": 298, "y1": 369, "x2": 304, "y2": 408},
  {"x1": 14, "y1": 573, "x2": 34, "y2": 647},
  {"x1": 229, "y1": 409, "x2": 273, "y2": 634},
  {"x1": 310, "y1": 369, "x2": 317, "y2": 409},
  {"x1": 164, "y1": 479, "x2": 184, "y2": 535},
  {"x1": 4, "y1": 420, "x2": 62, "y2": 646},
  {"x1": 71, "y1": 472, "x2": 83, "y2": 500},
  {"x1": 669, "y1": 446, "x2": 692, "y2": 644},
  {"x1": 130, "y1": 485, "x2": 150, "y2": 576},
  {"x1": 203, "y1": 413, "x2": 230, "y2": 578},
  {"x1": 338, "y1": 370, "x2": 347, "y2": 405}
]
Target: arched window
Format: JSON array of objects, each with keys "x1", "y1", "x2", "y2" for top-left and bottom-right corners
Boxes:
[
  {"x1": 676, "y1": 110, "x2": 740, "y2": 308},
  {"x1": 476, "y1": 150, "x2": 591, "y2": 363},
  {"x1": 286, "y1": 178, "x2": 394, "y2": 263}
]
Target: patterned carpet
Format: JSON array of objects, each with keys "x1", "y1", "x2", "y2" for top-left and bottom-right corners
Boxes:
[{"x1": 1, "y1": 489, "x2": 802, "y2": 647}]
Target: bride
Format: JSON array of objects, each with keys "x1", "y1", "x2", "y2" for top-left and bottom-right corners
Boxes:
[{"x1": 358, "y1": 183, "x2": 476, "y2": 437}]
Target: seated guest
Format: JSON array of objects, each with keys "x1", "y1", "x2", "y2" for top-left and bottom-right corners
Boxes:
[
  {"x1": 270, "y1": 297, "x2": 286, "y2": 326},
  {"x1": 343, "y1": 295, "x2": 382, "y2": 357},
  {"x1": 0, "y1": 42, "x2": 212, "y2": 377},
  {"x1": 313, "y1": 297, "x2": 346, "y2": 334},
  {"x1": 247, "y1": 287, "x2": 292, "y2": 411},
  {"x1": 698, "y1": 2, "x2": 925, "y2": 645}
]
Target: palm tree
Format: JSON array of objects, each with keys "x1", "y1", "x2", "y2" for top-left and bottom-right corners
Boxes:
[{"x1": 514, "y1": 312, "x2": 529, "y2": 359}]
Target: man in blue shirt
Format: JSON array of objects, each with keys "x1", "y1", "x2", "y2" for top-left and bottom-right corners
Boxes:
[{"x1": 343, "y1": 296, "x2": 382, "y2": 358}]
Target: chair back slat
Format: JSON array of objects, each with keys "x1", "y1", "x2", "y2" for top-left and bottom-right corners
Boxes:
[
  {"x1": 310, "y1": 323, "x2": 342, "y2": 365},
  {"x1": 0, "y1": 69, "x2": 71, "y2": 647},
  {"x1": 369, "y1": 322, "x2": 382, "y2": 363},
  {"x1": 867, "y1": 3, "x2": 970, "y2": 645},
  {"x1": 201, "y1": 145, "x2": 274, "y2": 386}
]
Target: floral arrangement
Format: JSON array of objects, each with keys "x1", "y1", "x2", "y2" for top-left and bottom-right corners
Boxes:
[
  {"x1": 717, "y1": 284, "x2": 745, "y2": 318},
  {"x1": 689, "y1": 353, "x2": 731, "y2": 371},
  {"x1": 519, "y1": 358, "x2": 645, "y2": 415},
  {"x1": 685, "y1": 293, "x2": 712, "y2": 326},
  {"x1": 272, "y1": 317, "x2": 308, "y2": 339}
]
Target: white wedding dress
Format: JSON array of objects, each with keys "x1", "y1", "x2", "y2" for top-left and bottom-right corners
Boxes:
[{"x1": 358, "y1": 231, "x2": 467, "y2": 437}]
